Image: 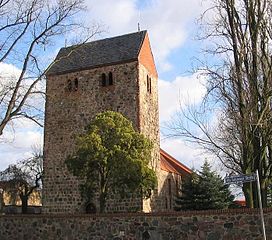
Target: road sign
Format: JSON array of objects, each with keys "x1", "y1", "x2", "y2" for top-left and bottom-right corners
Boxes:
[{"x1": 224, "y1": 174, "x2": 256, "y2": 184}]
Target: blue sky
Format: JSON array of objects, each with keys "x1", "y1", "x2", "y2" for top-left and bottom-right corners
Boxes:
[{"x1": 0, "y1": 0, "x2": 214, "y2": 171}]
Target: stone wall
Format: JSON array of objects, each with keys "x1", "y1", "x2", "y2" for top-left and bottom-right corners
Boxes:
[
  {"x1": 0, "y1": 209, "x2": 271, "y2": 239},
  {"x1": 2, "y1": 205, "x2": 41, "y2": 214}
]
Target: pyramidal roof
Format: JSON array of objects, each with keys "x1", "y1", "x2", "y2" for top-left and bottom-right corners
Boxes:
[{"x1": 47, "y1": 31, "x2": 147, "y2": 75}]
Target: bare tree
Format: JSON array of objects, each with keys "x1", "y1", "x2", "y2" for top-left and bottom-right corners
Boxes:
[
  {"x1": 0, "y1": 0, "x2": 100, "y2": 137},
  {"x1": 167, "y1": 0, "x2": 272, "y2": 208},
  {"x1": 0, "y1": 145, "x2": 43, "y2": 213}
]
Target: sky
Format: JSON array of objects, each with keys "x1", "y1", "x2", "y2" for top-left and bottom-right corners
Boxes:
[{"x1": 0, "y1": 0, "x2": 214, "y2": 171}]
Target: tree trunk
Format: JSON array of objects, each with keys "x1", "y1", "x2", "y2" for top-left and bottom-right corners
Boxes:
[
  {"x1": 21, "y1": 195, "x2": 28, "y2": 214},
  {"x1": 261, "y1": 181, "x2": 268, "y2": 208},
  {"x1": 0, "y1": 191, "x2": 4, "y2": 213},
  {"x1": 243, "y1": 182, "x2": 254, "y2": 208},
  {"x1": 99, "y1": 192, "x2": 106, "y2": 213}
]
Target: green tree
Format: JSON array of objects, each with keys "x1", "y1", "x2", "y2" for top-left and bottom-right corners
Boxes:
[
  {"x1": 175, "y1": 161, "x2": 234, "y2": 211},
  {"x1": 66, "y1": 111, "x2": 157, "y2": 213}
]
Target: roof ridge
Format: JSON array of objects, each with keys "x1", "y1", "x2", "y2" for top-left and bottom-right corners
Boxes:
[{"x1": 61, "y1": 30, "x2": 147, "y2": 51}]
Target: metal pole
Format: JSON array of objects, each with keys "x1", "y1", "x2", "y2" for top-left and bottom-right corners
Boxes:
[{"x1": 256, "y1": 170, "x2": 266, "y2": 240}]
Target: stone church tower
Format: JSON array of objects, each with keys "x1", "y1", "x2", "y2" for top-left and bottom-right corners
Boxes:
[{"x1": 43, "y1": 31, "x2": 160, "y2": 213}]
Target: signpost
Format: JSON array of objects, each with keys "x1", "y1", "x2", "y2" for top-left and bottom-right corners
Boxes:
[
  {"x1": 224, "y1": 174, "x2": 256, "y2": 184},
  {"x1": 224, "y1": 171, "x2": 266, "y2": 240},
  {"x1": 256, "y1": 170, "x2": 266, "y2": 240}
]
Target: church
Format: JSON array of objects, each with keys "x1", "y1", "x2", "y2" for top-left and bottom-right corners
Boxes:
[{"x1": 43, "y1": 30, "x2": 192, "y2": 213}]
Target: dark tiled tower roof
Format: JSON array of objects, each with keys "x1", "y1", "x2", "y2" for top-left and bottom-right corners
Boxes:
[{"x1": 47, "y1": 31, "x2": 147, "y2": 75}]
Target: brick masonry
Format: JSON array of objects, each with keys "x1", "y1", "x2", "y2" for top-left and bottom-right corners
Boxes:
[{"x1": 0, "y1": 208, "x2": 271, "y2": 239}]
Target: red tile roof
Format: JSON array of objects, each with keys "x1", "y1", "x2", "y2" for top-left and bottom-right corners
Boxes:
[
  {"x1": 160, "y1": 149, "x2": 192, "y2": 175},
  {"x1": 234, "y1": 199, "x2": 246, "y2": 207}
]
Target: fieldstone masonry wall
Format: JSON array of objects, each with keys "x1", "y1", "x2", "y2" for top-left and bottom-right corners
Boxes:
[
  {"x1": 44, "y1": 59, "x2": 160, "y2": 214},
  {"x1": 0, "y1": 209, "x2": 272, "y2": 239},
  {"x1": 138, "y1": 63, "x2": 160, "y2": 171}
]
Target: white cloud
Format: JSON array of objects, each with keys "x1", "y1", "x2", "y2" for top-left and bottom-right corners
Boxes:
[
  {"x1": 0, "y1": 62, "x2": 21, "y2": 91},
  {"x1": 3, "y1": 130, "x2": 42, "y2": 149},
  {"x1": 159, "y1": 72, "x2": 206, "y2": 122},
  {"x1": 0, "y1": 126, "x2": 43, "y2": 170},
  {"x1": 0, "y1": 62, "x2": 21, "y2": 77},
  {"x1": 85, "y1": 0, "x2": 207, "y2": 72},
  {"x1": 85, "y1": 0, "x2": 137, "y2": 36}
]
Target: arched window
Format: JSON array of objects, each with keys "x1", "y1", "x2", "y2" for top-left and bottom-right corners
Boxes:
[
  {"x1": 108, "y1": 72, "x2": 113, "y2": 85},
  {"x1": 176, "y1": 179, "x2": 179, "y2": 196},
  {"x1": 85, "y1": 202, "x2": 97, "y2": 214},
  {"x1": 168, "y1": 179, "x2": 172, "y2": 209},
  {"x1": 74, "y1": 78, "x2": 78, "y2": 91},
  {"x1": 149, "y1": 77, "x2": 152, "y2": 93},
  {"x1": 102, "y1": 73, "x2": 106, "y2": 86},
  {"x1": 67, "y1": 79, "x2": 72, "y2": 92},
  {"x1": 147, "y1": 75, "x2": 149, "y2": 92},
  {"x1": 101, "y1": 72, "x2": 114, "y2": 87},
  {"x1": 147, "y1": 75, "x2": 151, "y2": 93},
  {"x1": 168, "y1": 178, "x2": 172, "y2": 196}
]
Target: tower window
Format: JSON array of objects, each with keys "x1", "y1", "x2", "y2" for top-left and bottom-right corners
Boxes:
[
  {"x1": 147, "y1": 75, "x2": 151, "y2": 94},
  {"x1": 67, "y1": 78, "x2": 79, "y2": 92},
  {"x1": 102, "y1": 73, "x2": 106, "y2": 86},
  {"x1": 109, "y1": 72, "x2": 113, "y2": 85},
  {"x1": 74, "y1": 78, "x2": 78, "y2": 91},
  {"x1": 101, "y1": 72, "x2": 114, "y2": 87},
  {"x1": 67, "y1": 80, "x2": 72, "y2": 92},
  {"x1": 147, "y1": 75, "x2": 149, "y2": 92}
]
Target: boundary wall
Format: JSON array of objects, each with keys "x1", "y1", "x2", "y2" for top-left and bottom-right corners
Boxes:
[{"x1": 0, "y1": 208, "x2": 272, "y2": 240}]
